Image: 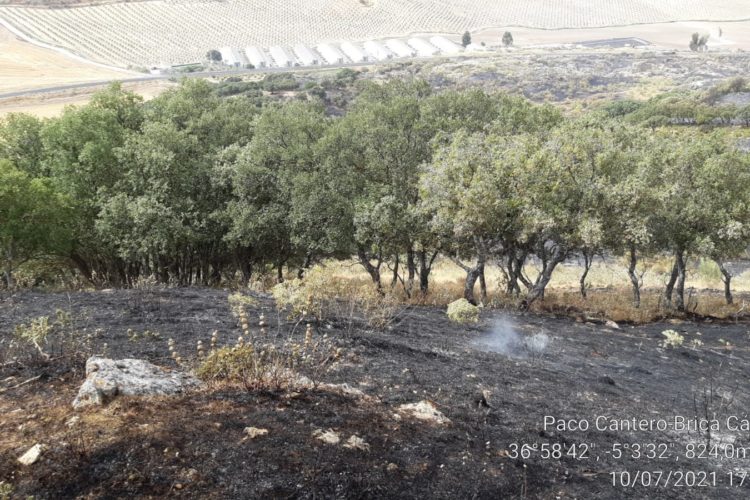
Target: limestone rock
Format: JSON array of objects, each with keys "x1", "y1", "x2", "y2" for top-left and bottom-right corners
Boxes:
[
  {"x1": 73, "y1": 357, "x2": 200, "y2": 408},
  {"x1": 605, "y1": 320, "x2": 620, "y2": 330},
  {"x1": 243, "y1": 427, "x2": 269, "y2": 439},
  {"x1": 398, "y1": 400, "x2": 450, "y2": 424},
  {"x1": 343, "y1": 434, "x2": 370, "y2": 451},
  {"x1": 18, "y1": 443, "x2": 44, "y2": 465},
  {"x1": 313, "y1": 428, "x2": 341, "y2": 445}
]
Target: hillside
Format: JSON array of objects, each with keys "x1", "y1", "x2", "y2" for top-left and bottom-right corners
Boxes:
[
  {"x1": 1, "y1": 0, "x2": 750, "y2": 67},
  {"x1": 3, "y1": 288, "x2": 750, "y2": 498}
]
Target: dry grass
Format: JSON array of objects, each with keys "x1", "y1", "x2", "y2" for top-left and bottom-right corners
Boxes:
[
  {"x1": 0, "y1": 26, "x2": 129, "y2": 94},
  {"x1": 319, "y1": 257, "x2": 750, "y2": 323}
]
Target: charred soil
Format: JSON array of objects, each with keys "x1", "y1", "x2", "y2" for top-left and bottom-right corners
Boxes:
[{"x1": 1, "y1": 287, "x2": 750, "y2": 498}]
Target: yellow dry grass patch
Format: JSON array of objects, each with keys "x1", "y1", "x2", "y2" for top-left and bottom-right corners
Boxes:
[
  {"x1": 0, "y1": 79, "x2": 176, "y2": 118},
  {"x1": 319, "y1": 257, "x2": 750, "y2": 322}
]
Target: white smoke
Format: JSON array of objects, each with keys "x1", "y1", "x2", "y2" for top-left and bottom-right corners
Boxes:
[{"x1": 473, "y1": 316, "x2": 550, "y2": 359}]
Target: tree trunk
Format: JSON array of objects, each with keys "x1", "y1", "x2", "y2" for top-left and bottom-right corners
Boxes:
[
  {"x1": 391, "y1": 254, "x2": 400, "y2": 288},
  {"x1": 579, "y1": 250, "x2": 593, "y2": 299},
  {"x1": 627, "y1": 246, "x2": 641, "y2": 309},
  {"x1": 521, "y1": 246, "x2": 565, "y2": 309},
  {"x1": 70, "y1": 253, "x2": 94, "y2": 285},
  {"x1": 277, "y1": 262, "x2": 284, "y2": 284},
  {"x1": 297, "y1": 253, "x2": 313, "y2": 280},
  {"x1": 464, "y1": 265, "x2": 482, "y2": 305},
  {"x1": 406, "y1": 249, "x2": 416, "y2": 297},
  {"x1": 418, "y1": 250, "x2": 438, "y2": 295},
  {"x1": 452, "y1": 255, "x2": 484, "y2": 305},
  {"x1": 241, "y1": 261, "x2": 252, "y2": 284},
  {"x1": 663, "y1": 256, "x2": 679, "y2": 309},
  {"x1": 505, "y1": 254, "x2": 520, "y2": 295},
  {"x1": 3, "y1": 243, "x2": 14, "y2": 289},
  {"x1": 716, "y1": 260, "x2": 733, "y2": 305},
  {"x1": 478, "y1": 262, "x2": 487, "y2": 304},
  {"x1": 357, "y1": 246, "x2": 382, "y2": 292},
  {"x1": 674, "y1": 252, "x2": 686, "y2": 312}
]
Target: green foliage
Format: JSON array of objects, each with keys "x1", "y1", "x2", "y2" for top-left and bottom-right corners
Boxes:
[
  {"x1": 12, "y1": 309, "x2": 86, "y2": 360},
  {"x1": 2, "y1": 74, "x2": 750, "y2": 313},
  {"x1": 0, "y1": 160, "x2": 72, "y2": 287},
  {"x1": 271, "y1": 267, "x2": 332, "y2": 319},
  {"x1": 206, "y1": 49, "x2": 222, "y2": 62},
  {"x1": 502, "y1": 31, "x2": 514, "y2": 47},
  {"x1": 446, "y1": 298, "x2": 480, "y2": 323},
  {"x1": 15, "y1": 315, "x2": 53, "y2": 348},
  {"x1": 0, "y1": 481, "x2": 13, "y2": 500},
  {"x1": 262, "y1": 73, "x2": 299, "y2": 92},
  {"x1": 689, "y1": 32, "x2": 709, "y2": 52},
  {"x1": 462, "y1": 31, "x2": 472, "y2": 47}
]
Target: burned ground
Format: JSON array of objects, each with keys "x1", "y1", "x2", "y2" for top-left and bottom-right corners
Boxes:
[{"x1": 1, "y1": 287, "x2": 750, "y2": 499}]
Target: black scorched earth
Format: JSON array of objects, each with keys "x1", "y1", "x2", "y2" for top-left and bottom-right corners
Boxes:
[{"x1": 1, "y1": 288, "x2": 750, "y2": 499}]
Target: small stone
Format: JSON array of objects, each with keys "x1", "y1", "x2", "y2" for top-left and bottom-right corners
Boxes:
[
  {"x1": 605, "y1": 320, "x2": 620, "y2": 330},
  {"x1": 397, "y1": 400, "x2": 450, "y2": 425},
  {"x1": 243, "y1": 427, "x2": 269, "y2": 439},
  {"x1": 313, "y1": 429, "x2": 340, "y2": 445},
  {"x1": 66, "y1": 416, "x2": 81, "y2": 428},
  {"x1": 387, "y1": 463, "x2": 398, "y2": 472},
  {"x1": 18, "y1": 443, "x2": 44, "y2": 465},
  {"x1": 343, "y1": 435, "x2": 370, "y2": 451}
]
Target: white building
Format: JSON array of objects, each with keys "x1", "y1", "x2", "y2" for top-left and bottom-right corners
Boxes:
[
  {"x1": 244, "y1": 46, "x2": 269, "y2": 68},
  {"x1": 219, "y1": 46, "x2": 248, "y2": 67},
  {"x1": 407, "y1": 37, "x2": 439, "y2": 57},
  {"x1": 363, "y1": 40, "x2": 393, "y2": 61},
  {"x1": 293, "y1": 44, "x2": 319, "y2": 66},
  {"x1": 429, "y1": 36, "x2": 463, "y2": 55},
  {"x1": 384, "y1": 39, "x2": 416, "y2": 58},
  {"x1": 340, "y1": 42, "x2": 368, "y2": 63},
  {"x1": 317, "y1": 43, "x2": 346, "y2": 64},
  {"x1": 269, "y1": 46, "x2": 295, "y2": 67}
]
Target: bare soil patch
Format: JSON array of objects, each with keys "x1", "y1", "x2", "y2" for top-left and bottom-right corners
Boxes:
[{"x1": 0, "y1": 26, "x2": 130, "y2": 95}]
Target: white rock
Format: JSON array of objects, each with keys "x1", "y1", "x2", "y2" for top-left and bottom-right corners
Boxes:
[
  {"x1": 605, "y1": 320, "x2": 620, "y2": 330},
  {"x1": 18, "y1": 443, "x2": 44, "y2": 465},
  {"x1": 73, "y1": 357, "x2": 200, "y2": 408},
  {"x1": 313, "y1": 428, "x2": 340, "y2": 445},
  {"x1": 398, "y1": 400, "x2": 451, "y2": 424},
  {"x1": 243, "y1": 427, "x2": 269, "y2": 439},
  {"x1": 343, "y1": 434, "x2": 370, "y2": 451}
]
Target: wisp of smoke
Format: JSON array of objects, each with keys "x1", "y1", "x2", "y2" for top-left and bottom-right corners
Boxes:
[{"x1": 473, "y1": 316, "x2": 550, "y2": 359}]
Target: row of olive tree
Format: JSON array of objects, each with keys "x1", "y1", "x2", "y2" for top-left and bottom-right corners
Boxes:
[{"x1": 1, "y1": 78, "x2": 749, "y2": 311}]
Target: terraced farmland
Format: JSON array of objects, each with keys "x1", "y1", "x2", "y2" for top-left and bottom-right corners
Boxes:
[{"x1": 1, "y1": 0, "x2": 750, "y2": 67}]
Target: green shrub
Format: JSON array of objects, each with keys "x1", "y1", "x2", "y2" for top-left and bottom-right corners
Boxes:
[{"x1": 447, "y1": 298, "x2": 480, "y2": 323}]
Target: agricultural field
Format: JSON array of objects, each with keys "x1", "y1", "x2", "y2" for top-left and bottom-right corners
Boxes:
[
  {"x1": 1, "y1": 0, "x2": 750, "y2": 67},
  {"x1": 0, "y1": 25, "x2": 130, "y2": 95}
]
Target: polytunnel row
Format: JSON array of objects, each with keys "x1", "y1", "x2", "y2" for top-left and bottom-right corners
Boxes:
[{"x1": 218, "y1": 36, "x2": 467, "y2": 68}]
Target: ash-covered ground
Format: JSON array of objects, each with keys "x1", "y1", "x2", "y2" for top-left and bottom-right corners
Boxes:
[{"x1": 1, "y1": 287, "x2": 750, "y2": 499}]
